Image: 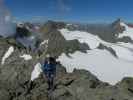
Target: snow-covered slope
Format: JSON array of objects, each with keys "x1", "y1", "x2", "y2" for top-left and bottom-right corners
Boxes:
[
  {"x1": 58, "y1": 49, "x2": 133, "y2": 85},
  {"x1": 59, "y1": 28, "x2": 101, "y2": 49},
  {"x1": 59, "y1": 28, "x2": 133, "y2": 61},
  {"x1": 58, "y1": 27, "x2": 133, "y2": 85}
]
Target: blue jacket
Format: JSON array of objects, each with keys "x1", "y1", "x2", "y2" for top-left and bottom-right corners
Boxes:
[{"x1": 42, "y1": 61, "x2": 56, "y2": 75}]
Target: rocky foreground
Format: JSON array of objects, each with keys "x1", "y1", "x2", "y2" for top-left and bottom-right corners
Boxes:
[{"x1": 0, "y1": 37, "x2": 133, "y2": 100}]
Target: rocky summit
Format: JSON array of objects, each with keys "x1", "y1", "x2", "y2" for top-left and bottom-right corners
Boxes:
[{"x1": 0, "y1": 20, "x2": 133, "y2": 100}]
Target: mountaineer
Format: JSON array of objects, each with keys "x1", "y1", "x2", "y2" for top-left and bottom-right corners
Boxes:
[{"x1": 42, "y1": 57, "x2": 57, "y2": 90}]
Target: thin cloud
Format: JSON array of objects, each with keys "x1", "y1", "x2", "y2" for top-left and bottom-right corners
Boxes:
[
  {"x1": 0, "y1": 0, "x2": 16, "y2": 37},
  {"x1": 57, "y1": 0, "x2": 71, "y2": 12}
]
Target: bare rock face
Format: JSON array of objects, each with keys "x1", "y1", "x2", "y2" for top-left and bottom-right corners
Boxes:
[{"x1": 38, "y1": 21, "x2": 90, "y2": 57}]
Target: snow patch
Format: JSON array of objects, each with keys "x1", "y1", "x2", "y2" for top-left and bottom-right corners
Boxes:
[
  {"x1": 40, "y1": 39, "x2": 49, "y2": 46},
  {"x1": 31, "y1": 63, "x2": 42, "y2": 81},
  {"x1": 34, "y1": 26, "x2": 40, "y2": 30},
  {"x1": 20, "y1": 54, "x2": 32, "y2": 61},
  {"x1": 66, "y1": 24, "x2": 73, "y2": 26},
  {"x1": 1, "y1": 46, "x2": 14, "y2": 65}
]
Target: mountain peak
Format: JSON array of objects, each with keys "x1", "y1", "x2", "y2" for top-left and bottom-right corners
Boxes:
[
  {"x1": 112, "y1": 18, "x2": 123, "y2": 26},
  {"x1": 111, "y1": 18, "x2": 125, "y2": 33}
]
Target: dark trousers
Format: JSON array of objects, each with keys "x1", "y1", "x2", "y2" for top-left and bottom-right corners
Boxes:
[{"x1": 45, "y1": 72, "x2": 54, "y2": 90}]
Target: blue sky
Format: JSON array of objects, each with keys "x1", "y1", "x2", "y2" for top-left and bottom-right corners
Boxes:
[{"x1": 4, "y1": 0, "x2": 133, "y2": 23}]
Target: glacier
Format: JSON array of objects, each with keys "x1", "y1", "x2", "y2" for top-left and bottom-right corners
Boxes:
[{"x1": 58, "y1": 27, "x2": 133, "y2": 85}]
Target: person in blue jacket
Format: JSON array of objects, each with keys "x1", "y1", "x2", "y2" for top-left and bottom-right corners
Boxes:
[{"x1": 43, "y1": 57, "x2": 57, "y2": 90}]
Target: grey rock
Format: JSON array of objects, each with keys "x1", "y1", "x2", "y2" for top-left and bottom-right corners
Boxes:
[{"x1": 0, "y1": 89, "x2": 10, "y2": 100}]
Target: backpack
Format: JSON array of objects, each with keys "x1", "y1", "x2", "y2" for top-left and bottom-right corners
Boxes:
[{"x1": 43, "y1": 60, "x2": 56, "y2": 74}]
